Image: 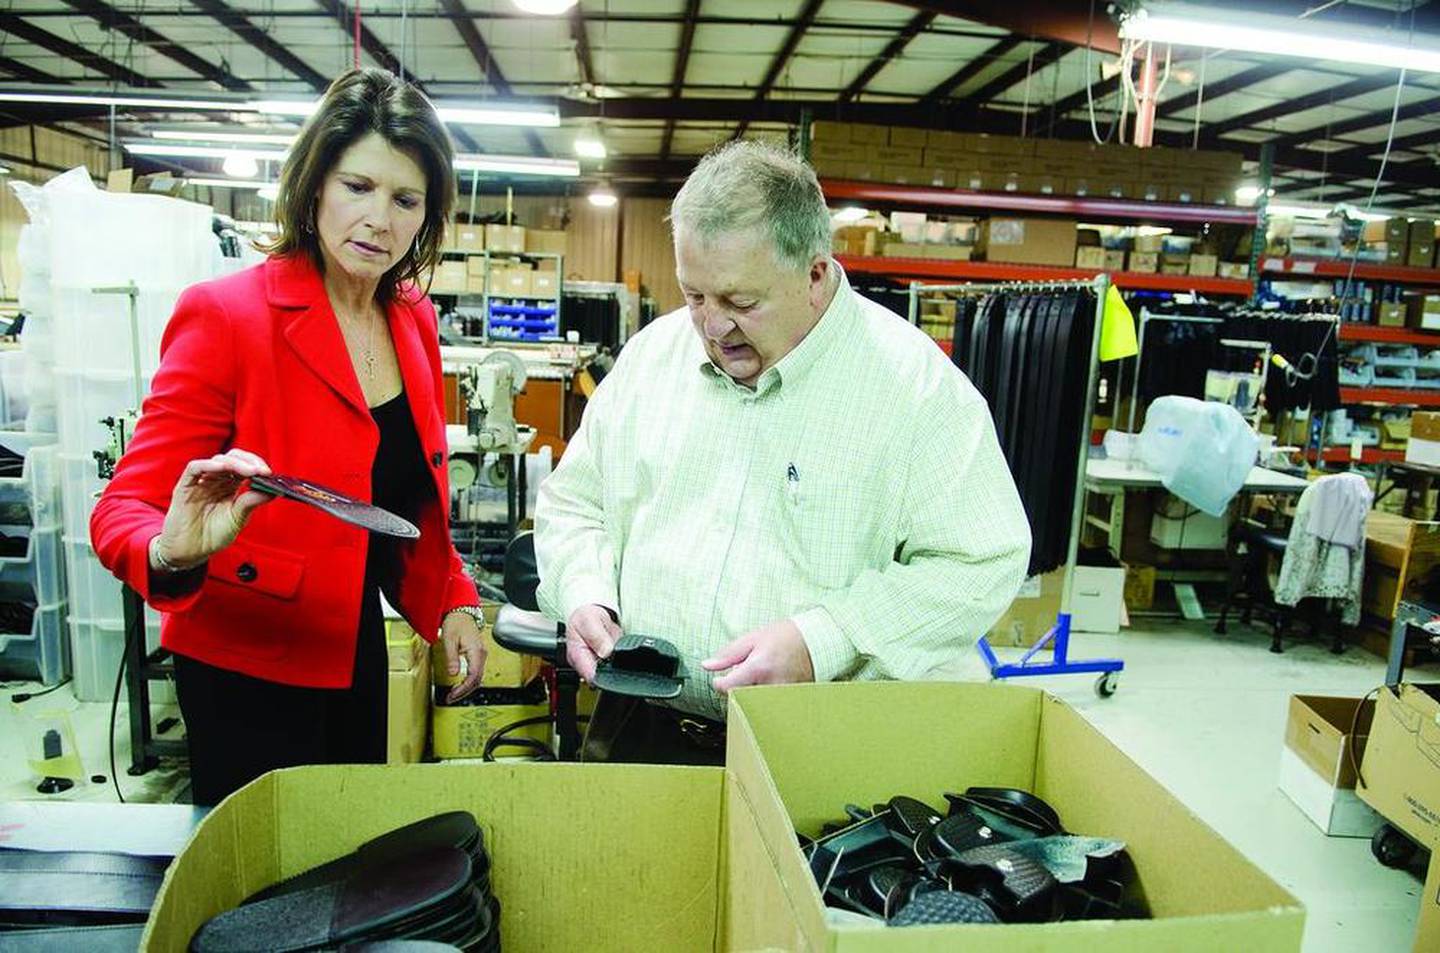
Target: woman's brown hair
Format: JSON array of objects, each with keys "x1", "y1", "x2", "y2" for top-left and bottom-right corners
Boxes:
[{"x1": 260, "y1": 68, "x2": 455, "y2": 302}]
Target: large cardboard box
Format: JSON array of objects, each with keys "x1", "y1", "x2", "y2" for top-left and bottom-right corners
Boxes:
[
  {"x1": 866, "y1": 144, "x2": 918, "y2": 165},
  {"x1": 142, "y1": 762, "x2": 726, "y2": 952},
  {"x1": 1076, "y1": 246, "x2": 1108, "y2": 270},
  {"x1": 531, "y1": 272, "x2": 558, "y2": 299},
  {"x1": 888, "y1": 126, "x2": 928, "y2": 148},
  {"x1": 1278, "y1": 695, "x2": 1383, "y2": 837},
  {"x1": 988, "y1": 569, "x2": 1062, "y2": 649},
  {"x1": 386, "y1": 650, "x2": 430, "y2": 764},
  {"x1": 431, "y1": 260, "x2": 467, "y2": 294},
  {"x1": 450, "y1": 224, "x2": 485, "y2": 253},
  {"x1": 1357, "y1": 682, "x2": 1440, "y2": 850},
  {"x1": 1189, "y1": 253, "x2": 1219, "y2": 277},
  {"x1": 1385, "y1": 217, "x2": 1410, "y2": 244},
  {"x1": 974, "y1": 218, "x2": 1078, "y2": 267},
  {"x1": 1419, "y1": 849, "x2": 1440, "y2": 952},
  {"x1": 810, "y1": 140, "x2": 869, "y2": 162},
  {"x1": 485, "y1": 224, "x2": 526, "y2": 254},
  {"x1": 725, "y1": 683, "x2": 1305, "y2": 952},
  {"x1": 1128, "y1": 251, "x2": 1160, "y2": 274},
  {"x1": 810, "y1": 119, "x2": 850, "y2": 143},
  {"x1": 524, "y1": 228, "x2": 567, "y2": 256},
  {"x1": 1407, "y1": 293, "x2": 1440, "y2": 331},
  {"x1": 385, "y1": 620, "x2": 426, "y2": 672},
  {"x1": 1407, "y1": 411, "x2": 1440, "y2": 466},
  {"x1": 501, "y1": 269, "x2": 534, "y2": 298},
  {"x1": 431, "y1": 680, "x2": 551, "y2": 760},
  {"x1": 429, "y1": 616, "x2": 541, "y2": 691},
  {"x1": 1380, "y1": 302, "x2": 1409, "y2": 327},
  {"x1": 847, "y1": 123, "x2": 890, "y2": 146}
]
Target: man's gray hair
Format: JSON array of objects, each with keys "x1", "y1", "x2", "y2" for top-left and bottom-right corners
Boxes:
[{"x1": 669, "y1": 140, "x2": 832, "y2": 271}]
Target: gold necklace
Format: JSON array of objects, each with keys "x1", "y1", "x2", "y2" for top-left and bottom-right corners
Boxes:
[{"x1": 338, "y1": 306, "x2": 376, "y2": 384}]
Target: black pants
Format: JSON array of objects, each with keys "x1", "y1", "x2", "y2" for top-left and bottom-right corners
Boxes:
[
  {"x1": 173, "y1": 586, "x2": 388, "y2": 807},
  {"x1": 580, "y1": 693, "x2": 726, "y2": 767}
]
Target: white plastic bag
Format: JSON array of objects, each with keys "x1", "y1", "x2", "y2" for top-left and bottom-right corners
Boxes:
[{"x1": 1137, "y1": 396, "x2": 1259, "y2": 517}]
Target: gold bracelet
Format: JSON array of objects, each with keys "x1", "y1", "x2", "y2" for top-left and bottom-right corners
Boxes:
[{"x1": 151, "y1": 535, "x2": 204, "y2": 574}]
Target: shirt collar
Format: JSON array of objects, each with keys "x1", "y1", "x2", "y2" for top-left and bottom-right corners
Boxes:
[{"x1": 694, "y1": 260, "x2": 854, "y2": 395}]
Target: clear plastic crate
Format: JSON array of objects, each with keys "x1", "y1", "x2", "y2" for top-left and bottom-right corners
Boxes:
[
  {"x1": 62, "y1": 535, "x2": 123, "y2": 629},
  {"x1": 0, "y1": 524, "x2": 65, "y2": 606},
  {"x1": 0, "y1": 600, "x2": 67, "y2": 686},
  {"x1": 59, "y1": 451, "x2": 106, "y2": 543},
  {"x1": 47, "y1": 189, "x2": 215, "y2": 290},
  {"x1": 51, "y1": 285, "x2": 186, "y2": 379},
  {"x1": 69, "y1": 613, "x2": 165, "y2": 703},
  {"x1": 54, "y1": 369, "x2": 146, "y2": 461}
]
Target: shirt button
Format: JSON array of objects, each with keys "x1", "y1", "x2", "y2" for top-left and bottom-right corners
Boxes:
[
  {"x1": 236, "y1": 563, "x2": 258, "y2": 583},
  {"x1": 431, "y1": 451, "x2": 443, "y2": 467}
]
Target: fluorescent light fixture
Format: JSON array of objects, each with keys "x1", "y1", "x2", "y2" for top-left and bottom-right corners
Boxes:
[
  {"x1": 1266, "y1": 203, "x2": 1334, "y2": 220},
  {"x1": 587, "y1": 186, "x2": 618, "y2": 208},
  {"x1": 223, "y1": 153, "x2": 260, "y2": 178},
  {"x1": 513, "y1": 0, "x2": 577, "y2": 14},
  {"x1": 831, "y1": 206, "x2": 869, "y2": 224},
  {"x1": 153, "y1": 129, "x2": 296, "y2": 146},
  {"x1": 183, "y1": 178, "x2": 273, "y2": 190},
  {"x1": 1119, "y1": 3, "x2": 1440, "y2": 73},
  {"x1": 1235, "y1": 185, "x2": 1276, "y2": 205},
  {"x1": 0, "y1": 91, "x2": 247, "y2": 111},
  {"x1": 124, "y1": 142, "x2": 287, "y2": 162},
  {"x1": 251, "y1": 98, "x2": 559, "y2": 127},
  {"x1": 454, "y1": 154, "x2": 580, "y2": 177},
  {"x1": 575, "y1": 138, "x2": 607, "y2": 159}
]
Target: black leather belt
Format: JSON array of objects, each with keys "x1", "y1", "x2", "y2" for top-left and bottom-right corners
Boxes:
[{"x1": 647, "y1": 703, "x2": 726, "y2": 750}]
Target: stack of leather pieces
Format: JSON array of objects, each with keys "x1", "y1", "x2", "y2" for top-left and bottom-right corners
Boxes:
[
  {"x1": 800, "y1": 786, "x2": 1142, "y2": 927},
  {"x1": 0, "y1": 848, "x2": 169, "y2": 946},
  {"x1": 190, "y1": 812, "x2": 495, "y2": 953}
]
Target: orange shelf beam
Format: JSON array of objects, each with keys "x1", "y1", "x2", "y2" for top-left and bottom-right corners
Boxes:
[
  {"x1": 1338, "y1": 325, "x2": 1440, "y2": 345},
  {"x1": 837, "y1": 255, "x2": 1253, "y2": 296},
  {"x1": 1340, "y1": 387, "x2": 1440, "y2": 407},
  {"x1": 1262, "y1": 257, "x2": 1440, "y2": 286}
]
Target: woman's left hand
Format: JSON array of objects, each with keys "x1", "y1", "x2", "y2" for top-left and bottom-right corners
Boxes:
[{"x1": 440, "y1": 611, "x2": 487, "y2": 703}]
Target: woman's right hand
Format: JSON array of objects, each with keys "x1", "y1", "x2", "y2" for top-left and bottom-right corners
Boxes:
[{"x1": 151, "y1": 449, "x2": 275, "y2": 570}]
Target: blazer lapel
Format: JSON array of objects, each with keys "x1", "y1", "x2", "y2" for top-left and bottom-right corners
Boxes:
[{"x1": 268, "y1": 255, "x2": 370, "y2": 418}]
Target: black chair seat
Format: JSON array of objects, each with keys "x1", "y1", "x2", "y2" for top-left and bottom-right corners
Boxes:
[
  {"x1": 492, "y1": 604, "x2": 561, "y2": 663},
  {"x1": 1238, "y1": 522, "x2": 1288, "y2": 553}
]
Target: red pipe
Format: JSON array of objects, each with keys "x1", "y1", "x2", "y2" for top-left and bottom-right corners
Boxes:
[{"x1": 1134, "y1": 43, "x2": 1159, "y2": 148}]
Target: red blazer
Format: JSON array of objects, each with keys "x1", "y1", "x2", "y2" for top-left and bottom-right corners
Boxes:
[{"x1": 91, "y1": 253, "x2": 479, "y2": 688}]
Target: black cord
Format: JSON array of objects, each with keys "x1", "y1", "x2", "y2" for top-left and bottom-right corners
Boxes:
[
  {"x1": 108, "y1": 615, "x2": 141, "y2": 804},
  {"x1": 10, "y1": 678, "x2": 68, "y2": 704},
  {"x1": 1348, "y1": 685, "x2": 1382, "y2": 792},
  {"x1": 483, "y1": 715, "x2": 559, "y2": 762}
]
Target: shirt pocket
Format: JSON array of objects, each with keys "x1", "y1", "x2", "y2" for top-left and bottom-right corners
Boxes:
[{"x1": 777, "y1": 470, "x2": 881, "y2": 591}]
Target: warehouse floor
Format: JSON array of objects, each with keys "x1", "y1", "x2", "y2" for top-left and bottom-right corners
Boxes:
[{"x1": 0, "y1": 617, "x2": 1432, "y2": 951}]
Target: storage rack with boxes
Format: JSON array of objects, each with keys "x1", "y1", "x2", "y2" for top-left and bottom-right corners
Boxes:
[{"x1": 433, "y1": 224, "x2": 566, "y2": 343}]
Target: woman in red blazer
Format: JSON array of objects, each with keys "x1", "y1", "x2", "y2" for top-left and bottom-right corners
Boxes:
[{"x1": 91, "y1": 69, "x2": 487, "y2": 806}]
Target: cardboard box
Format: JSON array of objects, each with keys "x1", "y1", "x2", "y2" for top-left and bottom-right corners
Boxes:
[
  {"x1": 925, "y1": 128, "x2": 965, "y2": 149},
  {"x1": 429, "y1": 617, "x2": 541, "y2": 690},
  {"x1": 1278, "y1": 695, "x2": 1383, "y2": 837},
  {"x1": 1167, "y1": 184, "x2": 1201, "y2": 203},
  {"x1": 1408, "y1": 412, "x2": 1440, "y2": 467},
  {"x1": 465, "y1": 275, "x2": 486, "y2": 295},
  {"x1": 881, "y1": 242, "x2": 972, "y2": 261},
  {"x1": 809, "y1": 140, "x2": 869, "y2": 162},
  {"x1": 1407, "y1": 219, "x2": 1434, "y2": 245},
  {"x1": 1380, "y1": 302, "x2": 1409, "y2": 327},
  {"x1": 866, "y1": 144, "x2": 918, "y2": 165},
  {"x1": 888, "y1": 126, "x2": 928, "y2": 148},
  {"x1": 725, "y1": 683, "x2": 1305, "y2": 953},
  {"x1": 1408, "y1": 294, "x2": 1440, "y2": 331},
  {"x1": 1409, "y1": 243, "x2": 1436, "y2": 269},
  {"x1": 989, "y1": 570, "x2": 1062, "y2": 649},
  {"x1": 1128, "y1": 251, "x2": 1160, "y2": 273},
  {"x1": 1161, "y1": 260, "x2": 1189, "y2": 276},
  {"x1": 1076, "y1": 247, "x2": 1108, "y2": 270},
  {"x1": 1103, "y1": 250, "x2": 1126, "y2": 272},
  {"x1": 1133, "y1": 234, "x2": 1165, "y2": 254},
  {"x1": 1219, "y1": 262, "x2": 1251, "y2": 280},
  {"x1": 524, "y1": 228, "x2": 567, "y2": 256},
  {"x1": 143, "y1": 761, "x2": 726, "y2": 952},
  {"x1": 975, "y1": 218, "x2": 1078, "y2": 267},
  {"x1": 882, "y1": 163, "x2": 928, "y2": 185},
  {"x1": 1419, "y1": 849, "x2": 1440, "y2": 953},
  {"x1": 431, "y1": 679, "x2": 550, "y2": 760},
  {"x1": 484, "y1": 224, "x2": 526, "y2": 254},
  {"x1": 385, "y1": 621, "x2": 426, "y2": 672},
  {"x1": 386, "y1": 650, "x2": 430, "y2": 764},
  {"x1": 464, "y1": 254, "x2": 487, "y2": 277},
  {"x1": 431, "y1": 260, "x2": 467, "y2": 294},
  {"x1": 1190, "y1": 253, "x2": 1219, "y2": 277},
  {"x1": 1389, "y1": 241, "x2": 1411, "y2": 265},
  {"x1": 921, "y1": 146, "x2": 969, "y2": 167},
  {"x1": 842, "y1": 160, "x2": 878, "y2": 181},
  {"x1": 847, "y1": 123, "x2": 890, "y2": 145},
  {"x1": 501, "y1": 269, "x2": 533, "y2": 298},
  {"x1": 810, "y1": 157, "x2": 849, "y2": 179},
  {"x1": 1357, "y1": 683, "x2": 1440, "y2": 850},
  {"x1": 1124, "y1": 562, "x2": 1156, "y2": 611},
  {"x1": 531, "y1": 272, "x2": 558, "y2": 299},
  {"x1": 1071, "y1": 565, "x2": 1125, "y2": 634},
  {"x1": 450, "y1": 225, "x2": 485, "y2": 253},
  {"x1": 809, "y1": 119, "x2": 850, "y2": 143}
]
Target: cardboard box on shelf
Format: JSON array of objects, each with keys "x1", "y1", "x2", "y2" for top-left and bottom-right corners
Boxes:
[
  {"x1": 464, "y1": 255, "x2": 487, "y2": 277},
  {"x1": 484, "y1": 224, "x2": 526, "y2": 254},
  {"x1": 1387, "y1": 218, "x2": 1412, "y2": 243},
  {"x1": 975, "y1": 217, "x2": 1078, "y2": 267},
  {"x1": 531, "y1": 272, "x2": 558, "y2": 298},
  {"x1": 1357, "y1": 682, "x2": 1440, "y2": 850},
  {"x1": 809, "y1": 119, "x2": 850, "y2": 143},
  {"x1": 1128, "y1": 251, "x2": 1160, "y2": 273},
  {"x1": 842, "y1": 160, "x2": 878, "y2": 181},
  {"x1": 1407, "y1": 219, "x2": 1434, "y2": 245},
  {"x1": 1219, "y1": 262, "x2": 1251, "y2": 280},
  {"x1": 1278, "y1": 695, "x2": 1383, "y2": 837},
  {"x1": 431, "y1": 679, "x2": 551, "y2": 759},
  {"x1": 1389, "y1": 242, "x2": 1411, "y2": 265},
  {"x1": 1380, "y1": 302, "x2": 1409, "y2": 327},
  {"x1": 1167, "y1": 184, "x2": 1201, "y2": 203},
  {"x1": 921, "y1": 167, "x2": 957, "y2": 188},
  {"x1": 1408, "y1": 243, "x2": 1436, "y2": 269},
  {"x1": 867, "y1": 144, "x2": 920, "y2": 165},
  {"x1": 1407, "y1": 294, "x2": 1440, "y2": 331},
  {"x1": 1104, "y1": 250, "x2": 1127, "y2": 272},
  {"x1": 1190, "y1": 253, "x2": 1220, "y2": 277},
  {"x1": 386, "y1": 649, "x2": 430, "y2": 764},
  {"x1": 809, "y1": 140, "x2": 869, "y2": 162},
  {"x1": 1133, "y1": 234, "x2": 1165, "y2": 254},
  {"x1": 524, "y1": 228, "x2": 567, "y2": 256},
  {"x1": 956, "y1": 168, "x2": 986, "y2": 191},
  {"x1": 1203, "y1": 187, "x2": 1234, "y2": 205},
  {"x1": 848, "y1": 122, "x2": 890, "y2": 145},
  {"x1": 465, "y1": 275, "x2": 486, "y2": 295},
  {"x1": 882, "y1": 164, "x2": 928, "y2": 185},
  {"x1": 988, "y1": 570, "x2": 1061, "y2": 649},
  {"x1": 888, "y1": 126, "x2": 928, "y2": 148},
  {"x1": 809, "y1": 157, "x2": 848, "y2": 179},
  {"x1": 431, "y1": 260, "x2": 467, "y2": 294},
  {"x1": 925, "y1": 128, "x2": 965, "y2": 149},
  {"x1": 450, "y1": 225, "x2": 485, "y2": 252},
  {"x1": 1076, "y1": 247, "x2": 1108, "y2": 270},
  {"x1": 1135, "y1": 181, "x2": 1166, "y2": 202},
  {"x1": 1066, "y1": 176, "x2": 1097, "y2": 196},
  {"x1": 1407, "y1": 412, "x2": 1440, "y2": 466},
  {"x1": 1161, "y1": 259, "x2": 1190, "y2": 276},
  {"x1": 501, "y1": 269, "x2": 534, "y2": 298},
  {"x1": 144, "y1": 760, "x2": 727, "y2": 952},
  {"x1": 726, "y1": 683, "x2": 1304, "y2": 953},
  {"x1": 921, "y1": 146, "x2": 969, "y2": 168},
  {"x1": 882, "y1": 242, "x2": 973, "y2": 261}
]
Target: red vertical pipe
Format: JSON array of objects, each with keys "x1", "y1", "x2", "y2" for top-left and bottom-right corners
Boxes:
[{"x1": 1134, "y1": 42, "x2": 1159, "y2": 148}]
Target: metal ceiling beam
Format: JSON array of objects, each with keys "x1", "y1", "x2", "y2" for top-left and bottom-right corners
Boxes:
[
  {"x1": 891, "y1": 2, "x2": 1120, "y2": 53},
  {"x1": 660, "y1": 0, "x2": 702, "y2": 162},
  {"x1": 1153, "y1": 61, "x2": 1291, "y2": 119},
  {"x1": 920, "y1": 36, "x2": 1022, "y2": 103},
  {"x1": 732, "y1": 0, "x2": 824, "y2": 140},
  {"x1": 0, "y1": 54, "x2": 67, "y2": 84},
  {"x1": 0, "y1": 12, "x2": 160, "y2": 87},
  {"x1": 568, "y1": 6, "x2": 596, "y2": 91},
  {"x1": 1042, "y1": 74, "x2": 1121, "y2": 131},
  {"x1": 1202, "y1": 73, "x2": 1399, "y2": 139},
  {"x1": 1274, "y1": 90, "x2": 1440, "y2": 149},
  {"x1": 59, "y1": 0, "x2": 253, "y2": 91},
  {"x1": 838, "y1": 10, "x2": 935, "y2": 103},
  {"x1": 963, "y1": 40, "x2": 1066, "y2": 106},
  {"x1": 435, "y1": 0, "x2": 544, "y2": 157},
  {"x1": 1333, "y1": 128, "x2": 1440, "y2": 162},
  {"x1": 190, "y1": 0, "x2": 330, "y2": 90}
]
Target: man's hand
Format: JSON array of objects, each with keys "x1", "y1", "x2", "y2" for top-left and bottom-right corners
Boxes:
[
  {"x1": 702, "y1": 618, "x2": 816, "y2": 694},
  {"x1": 440, "y1": 611, "x2": 487, "y2": 703},
  {"x1": 565, "y1": 604, "x2": 622, "y2": 682}
]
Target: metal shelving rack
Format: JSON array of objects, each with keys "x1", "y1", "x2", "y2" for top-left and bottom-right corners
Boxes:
[{"x1": 480, "y1": 250, "x2": 564, "y2": 343}]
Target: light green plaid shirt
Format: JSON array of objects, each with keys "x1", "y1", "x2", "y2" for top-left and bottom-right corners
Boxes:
[{"x1": 535, "y1": 266, "x2": 1030, "y2": 719}]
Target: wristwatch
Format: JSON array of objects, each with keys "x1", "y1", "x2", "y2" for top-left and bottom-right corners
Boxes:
[{"x1": 445, "y1": 605, "x2": 486, "y2": 626}]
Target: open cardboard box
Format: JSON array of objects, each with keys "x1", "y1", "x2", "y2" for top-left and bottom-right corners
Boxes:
[
  {"x1": 724, "y1": 682, "x2": 1304, "y2": 952},
  {"x1": 141, "y1": 763, "x2": 725, "y2": 952}
]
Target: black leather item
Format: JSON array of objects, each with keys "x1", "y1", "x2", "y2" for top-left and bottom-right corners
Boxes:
[
  {"x1": 590, "y1": 635, "x2": 686, "y2": 699},
  {"x1": 915, "y1": 811, "x2": 1010, "y2": 867},
  {"x1": 888, "y1": 890, "x2": 999, "y2": 927},
  {"x1": 0, "y1": 849, "x2": 169, "y2": 925},
  {"x1": 882, "y1": 796, "x2": 941, "y2": 845},
  {"x1": 0, "y1": 924, "x2": 146, "y2": 951},
  {"x1": 192, "y1": 846, "x2": 477, "y2": 953},
  {"x1": 502, "y1": 532, "x2": 541, "y2": 612},
  {"x1": 941, "y1": 844, "x2": 1060, "y2": 923},
  {"x1": 246, "y1": 812, "x2": 486, "y2": 904},
  {"x1": 249, "y1": 474, "x2": 420, "y2": 539},
  {"x1": 961, "y1": 787, "x2": 1065, "y2": 837}
]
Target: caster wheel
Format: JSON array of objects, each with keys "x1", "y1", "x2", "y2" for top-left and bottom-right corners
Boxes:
[
  {"x1": 1095, "y1": 672, "x2": 1119, "y2": 698},
  {"x1": 1371, "y1": 824, "x2": 1418, "y2": 869}
]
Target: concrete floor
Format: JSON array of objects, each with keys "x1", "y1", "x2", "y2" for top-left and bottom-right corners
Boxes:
[{"x1": 0, "y1": 616, "x2": 1433, "y2": 951}]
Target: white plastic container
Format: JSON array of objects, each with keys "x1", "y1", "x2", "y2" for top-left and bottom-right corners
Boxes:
[
  {"x1": 47, "y1": 189, "x2": 214, "y2": 290},
  {"x1": 54, "y1": 368, "x2": 147, "y2": 460},
  {"x1": 59, "y1": 450, "x2": 107, "y2": 542}
]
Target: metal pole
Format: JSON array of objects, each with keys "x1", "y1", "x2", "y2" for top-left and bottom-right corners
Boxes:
[
  {"x1": 1133, "y1": 43, "x2": 1159, "y2": 148},
  {"x1": 1060, "y1": 275, "x2": 1109, "y2": 617},
  {"x1": 906, "y1": 281, "x2": 920, "y2": 327},
  {"x1": 1248, "y1": 143, "x2": 1275, "y2": 306},
  {"x1": 1128, "y1": 310, "x2": 1149, "y2": 436}
]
